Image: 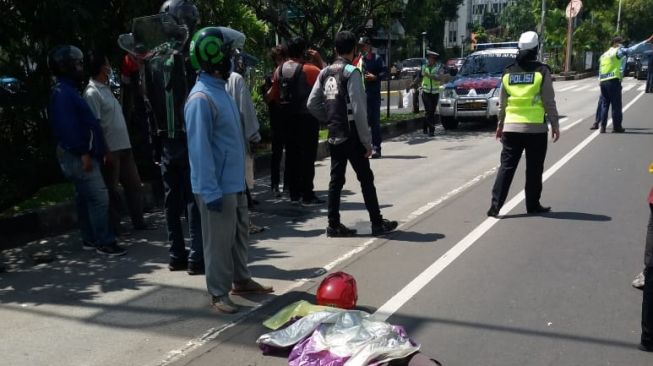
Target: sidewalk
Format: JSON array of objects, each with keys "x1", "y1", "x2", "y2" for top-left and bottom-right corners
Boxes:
[
  {"x1": 0, "y1": 120, "x2": 502, "y2": 366},
  {"x1": 0, "y1": 116, "x2": 424, "y2": 249}
]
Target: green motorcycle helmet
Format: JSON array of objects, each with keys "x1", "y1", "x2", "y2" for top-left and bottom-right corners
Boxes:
[{"x1": 189, "y1": 26, "x2": 246, "y2": 72}]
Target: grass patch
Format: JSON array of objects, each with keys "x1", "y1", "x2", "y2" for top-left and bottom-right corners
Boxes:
[
  {"x1": 318, "y1": 112, "x2": 423, "y2": 140},
  {"x1": 1, "y1": 183, "x2": 74, "y2": 217}
]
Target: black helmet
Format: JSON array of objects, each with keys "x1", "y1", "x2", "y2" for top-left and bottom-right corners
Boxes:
[
  {"x1": 47, "y1": 45, "x2": 84, "y2": 80},
  {"x1": 162, "y1": 0, "x2": 199, "y2": 32}
]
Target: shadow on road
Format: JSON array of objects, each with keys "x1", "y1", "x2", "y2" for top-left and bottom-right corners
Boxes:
[{"x1": 501, "y1": 211, "x2": 611, "y2": 221}]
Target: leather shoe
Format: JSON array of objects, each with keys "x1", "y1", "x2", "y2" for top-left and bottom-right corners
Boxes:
[
  {"x1": 612, "y1": 127, "x2": 626, "y2": 133},
  {"x1": 487, "y1": 206, "x2": 500, "y2": 217},
  {"x1": 639, "y1": 342, "x2": 653, "y2": 352},
  {"x1": 187, "y1": 261, "x2": 205, "y2": 275},
  {"x1": 589, "y1": 123, "x2": 599, "y2": 130},
  {"x1": 527, "y1": 205, "x2": 551, "y2": 214}
]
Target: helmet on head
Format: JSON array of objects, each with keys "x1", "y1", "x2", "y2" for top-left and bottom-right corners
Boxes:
[
  {"x1": 189, "y1": 27, "x2": 229, "y2": 73},
  {"x1": 316, "y1": 272, "x2": 358, "y2": 309},
  {"x1": 518, "y1": 31, "x2": 539, "y2": 51},
  {"x1": 162, "y1": 0, "x2": 199, "y2": 33},
  {"x1": 48, "y1": 45, "x2": 84, "y2": 80},
  {"x1": 189, "y1": 26, "x2": 245, "y2": 74}
]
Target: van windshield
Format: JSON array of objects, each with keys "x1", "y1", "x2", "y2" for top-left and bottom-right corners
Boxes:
[{"x1": 459, "y1": 54, "x2": 516, "y2": 76}]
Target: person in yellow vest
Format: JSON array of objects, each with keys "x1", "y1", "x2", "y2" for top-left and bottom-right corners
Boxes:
[
  {"x1": 487, "y1": 31, "x2": 560, "y2": 218},
  {"x1": 416, "y1": 50, "x2": 444, "y2": 136},
  {"x1": 590, "y1": 35, "x2": 653, "y2": 133}
]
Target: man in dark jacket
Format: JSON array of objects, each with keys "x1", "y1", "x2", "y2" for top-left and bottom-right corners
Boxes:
[{"x1": 354, "y1": 37, "x2": 386, "y2": 158}]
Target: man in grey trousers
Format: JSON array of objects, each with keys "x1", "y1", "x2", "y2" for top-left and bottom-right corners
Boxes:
[{"x1": 184, "y1": 26, "x2": 272, "y2": 314}]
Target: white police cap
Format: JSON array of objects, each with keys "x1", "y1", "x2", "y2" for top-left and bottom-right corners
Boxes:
[
  {"x1": 426, "y1": 50, "x2": 439, "y2": 57},
  {"x1": 518, "y1": 31, "x2": 539, "y2": 51}
]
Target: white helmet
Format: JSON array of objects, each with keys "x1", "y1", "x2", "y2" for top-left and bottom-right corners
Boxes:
[{"x1": 518, "y1": 31, "x2": 539, "y2": 51}]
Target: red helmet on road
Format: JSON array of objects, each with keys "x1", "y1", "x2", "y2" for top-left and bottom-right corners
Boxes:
[{"x1": 316, "y1": 271, "x2": 358, "y2": 309}]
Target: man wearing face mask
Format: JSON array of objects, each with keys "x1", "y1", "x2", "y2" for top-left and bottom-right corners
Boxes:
[
  {"x1": 185, "y1": 27, "x2": 273, "y2": 314},
  {"x1": 84, "y1": 49, "x2": 148, "y2": 235},
  {"x1": 47, "y1": 45, "x2": 126, "y2": 256},
  {"x1": 590, "y1": 34, "x2": 653, "y2": 133}
]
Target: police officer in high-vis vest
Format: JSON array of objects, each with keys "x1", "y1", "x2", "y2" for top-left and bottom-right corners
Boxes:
[
  {"x1": 487, "y1": 31, "x2": 560, "y2": 218},
  {"x1": 590, "y1": 34, "x2": 653, "y2": 133},
  {"x1": 418, "y1": 50, "x2": 444, "y2": 136}
]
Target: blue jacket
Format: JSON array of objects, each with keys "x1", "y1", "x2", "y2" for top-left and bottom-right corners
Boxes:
[
  {"x1": 184, "y1": 72, "x2": 246, "y2": 203},
  {"x1": 361, "y1": 52, "x2": 387, "y2": 96},
  {"x1": 48, "y1": 77, "x2": 106, "y2": 158}
]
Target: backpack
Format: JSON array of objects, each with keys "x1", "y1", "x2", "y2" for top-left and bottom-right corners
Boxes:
[{"x1": 278, "y1": 61, "x2": 309, "y2": 113}]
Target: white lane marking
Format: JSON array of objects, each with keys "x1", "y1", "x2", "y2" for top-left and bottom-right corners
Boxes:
[
  {"x1": 637, "y1": 84, "x2": 645, "y2": 92},
  {"x1": 373, "y1": 91, "x2": 646, "y2": 322},
  {"x1": 623, "y1": 84, "x2": 636, "y2": 91},
  {"x1": 572, "y1": 84, "x2": 592, "y2": 91},
  {"x1": 561, "y1": 117, "x2": 586, "y2": 132},
  {"x1": 558, "y1": 83, "x2": 583, "y2": 92}
]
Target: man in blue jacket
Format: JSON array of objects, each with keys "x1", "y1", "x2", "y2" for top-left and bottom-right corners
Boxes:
[
  {"x1": 354, "y1": 37, "x2": 386, "y2": 158},
  {"x1": 185, "y1": 27, "x2": 272, "y2": 314},
  {"x1": 47, "y1": 45, "x2": 126, "y2": 257}
]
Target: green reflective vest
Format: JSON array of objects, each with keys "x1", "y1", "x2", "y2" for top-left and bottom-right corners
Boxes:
[
  {"x1": 502, "y1": 71, "x2": 545, "y2": 124},
  {"x1": 599, "y1": 47, "x2": 622, "y2": 82},
  {"x1": 421, "y1": 63, "x2": 442, "y2": 94}
]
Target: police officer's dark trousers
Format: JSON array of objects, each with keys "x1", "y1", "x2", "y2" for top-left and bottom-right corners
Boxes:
[
  {"x1": 160, "y1": 138, "x2": 204, "y2": 264},
  {"x1": 598, "y1": 79, "x2": 623, "y2": 129},
  {"x1": 269, "y1": 104, "x2": 288, "y2": 190},
  {"x1": 642, "y1": 203, "x2": 653, "y2": 349},
  {"x1": 491, "y1": 132, "x2": 547, "y2": 211},
  {"x1": 422, "y1": 92, "x2": 439, "y2": 134},
  {"x1": 327, "y1": 138, "x2": 382, "y2": 226},
  {"x1": 646, "y1": 68, "x2": 653, "y2": 93}
]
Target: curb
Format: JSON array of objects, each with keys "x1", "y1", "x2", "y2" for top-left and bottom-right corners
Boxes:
[
  {"x1": 0, "y1": 116, "x2": 425, "y2": 248},
  {"x1": 551, "y1": 71, "x2": 598, "y2": 81}
]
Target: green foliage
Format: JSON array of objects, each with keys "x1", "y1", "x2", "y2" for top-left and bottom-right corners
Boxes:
[{"x1": 621, "y1": 0, "x2": 653, "y2": 41}]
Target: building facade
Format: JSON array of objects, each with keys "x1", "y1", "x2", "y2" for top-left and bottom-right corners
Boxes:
[{"x1": 444, "y1": 0, "x2": 510, "y2": 49}]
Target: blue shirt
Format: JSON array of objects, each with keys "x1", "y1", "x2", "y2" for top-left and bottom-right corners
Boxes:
[
  {"x1": 617, "y1": 40, "x2": 650, "y2": 59},
  {"x1": 184, "y1": 72, "x2": 246, "y2": 203},
  {"x1": 48, "y1": 77, "x2": 106, "y2": 158}
]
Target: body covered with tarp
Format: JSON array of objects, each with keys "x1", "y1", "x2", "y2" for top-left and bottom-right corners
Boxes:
[{"x1": 257, "y1": 303, "x2": 420, "y2": 366}]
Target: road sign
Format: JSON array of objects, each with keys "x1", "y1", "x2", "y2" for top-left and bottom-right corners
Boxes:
[{"x1": 566, "y1": 0, "x2": 582, "y2": 19}]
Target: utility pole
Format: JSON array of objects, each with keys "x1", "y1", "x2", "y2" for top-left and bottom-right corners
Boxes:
[
  {"x1": 616, "y1": 0, "x2": 623, "y2": 32},
  {"x1": 540, "y1": 0, "x2": 546, "y2": 61}
]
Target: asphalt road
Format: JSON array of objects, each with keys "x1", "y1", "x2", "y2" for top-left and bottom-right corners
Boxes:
[{"x1": 0, "y1": 76, "x2": 651, "y2": 366}]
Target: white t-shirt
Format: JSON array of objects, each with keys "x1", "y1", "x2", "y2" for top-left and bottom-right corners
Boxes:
[{"x1": 83, "y1": 79, "x2": 131, "y2": 152}]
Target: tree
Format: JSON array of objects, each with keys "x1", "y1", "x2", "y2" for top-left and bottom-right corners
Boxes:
[{"x1": 621, "y1": 0, "x2": 653, "y2": 41}]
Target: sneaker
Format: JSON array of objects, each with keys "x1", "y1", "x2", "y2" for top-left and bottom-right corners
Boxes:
[
  {"x1": 371, "y1": 219, "x2": 398, "y2": 236},
  {"x1": 96, "y1": 243, "x2": 127, "y2": 257},
  {"x1": 249, "y1": 223, "x2": 265, "y2": 235},
  {"x1": 168, "y1": 258, "x2": 188, "y2": 271},
  {"x1": 82, "y1": 241, "x2": 96, "y2": 251},
  {"x1": 187, "y1": 261, "x2": 205, "y2": 275},
  {"x1": 487, "y1": 206, "x2": 500, "y2": 218},
  {"x1": 231, "y1": 279, "x2": 274, "y2": 295},
  {"x1": 326, "y1": 223, "x2": 357, "y2": 238},
  {"x1": 211, "y1": 295, "x2": 239, "y2": 314},
  {"x1": 632, "y1": 271, "x2": 645, "y2": 290},
  {"x1": 301, "y1": 196, "x2": 325, "y2": 207},
  {"x1": 371, "y1": 150, "x2": 382, "y2": 159}
]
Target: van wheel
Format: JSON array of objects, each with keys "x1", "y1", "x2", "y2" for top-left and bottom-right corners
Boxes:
[{"x1": 441, "y1": 117, "x2": 459, "y2": 130}]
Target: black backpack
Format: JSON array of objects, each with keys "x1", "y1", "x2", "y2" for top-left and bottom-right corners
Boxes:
[{"x1": 278, "y1": 62, "x2": 308, "y2": 112}]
